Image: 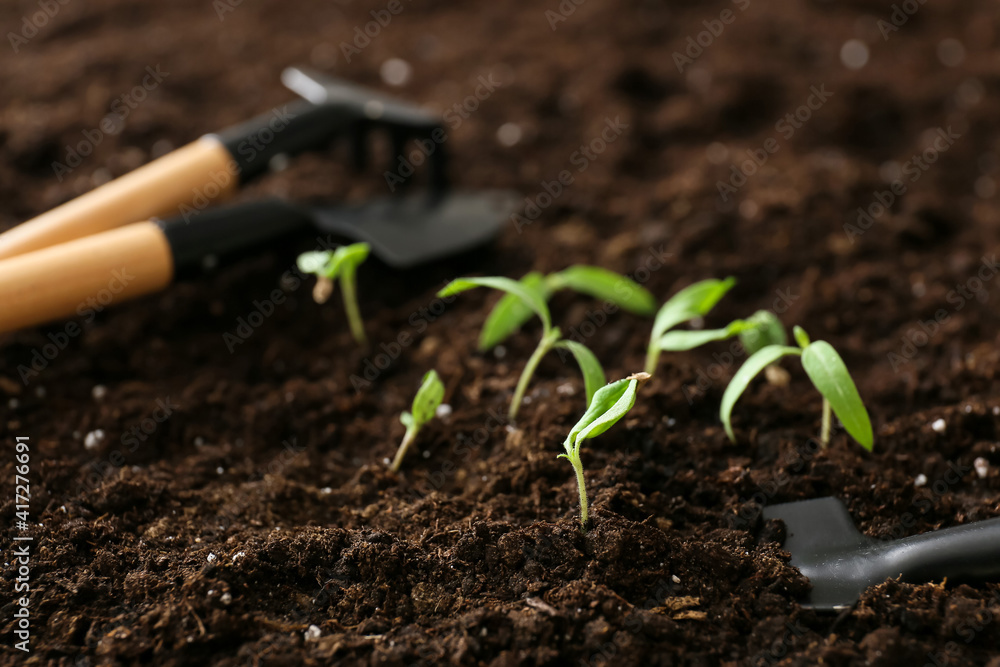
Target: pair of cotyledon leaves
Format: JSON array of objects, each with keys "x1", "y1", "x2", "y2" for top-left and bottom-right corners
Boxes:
[
  {"x1": 475, "y1": 267, "x2": 657, "y2": 351},
  {"x1": 439, "y1": 268, "x2": 654, "y2": 407},
  {"x1": 296, "y1": 243, "x2": 370, "y2": 281},
  {"x1": 721, "y1": 327, "x2": 874, "y2": 450},
  {"x1": 561, "y1": 373, "x2": 645, "y2": 462}
]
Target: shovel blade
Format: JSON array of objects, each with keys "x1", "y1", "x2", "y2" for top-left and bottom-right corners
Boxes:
[
  {"x1": 310, "y1": 191, "x2": 518, "y2": 269},
  {"x1": 764, "y1": 497, "x2": 880, "y2": 611}
]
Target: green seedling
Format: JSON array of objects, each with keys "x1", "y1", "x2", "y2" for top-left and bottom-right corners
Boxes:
[
  {"x1": 478, "y1": 266, "x2": 657, "y2": 351},
  {"x1": 438, "y1": 276, "x2": 606, "y2": 421},
  {"x1": 721, "y1": 326, "x2": 873, "y2": 450},
  {"x1": 391, "y1": 370, "x2": 445, "y2": 472},
  {"x1": 644, "y1": 277, "x2": 737, "y2": 375},
  {"x1": 561, "y1": 373, "x2": 648, "y2": 529},
  {"x1": 297, "y1": 243, "x2": 370, "y2": 345}
]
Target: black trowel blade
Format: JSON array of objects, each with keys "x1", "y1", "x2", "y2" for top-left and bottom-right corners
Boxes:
[
  {"x1": 310, "y1": 190, "x2": 519, "y2": 269},
  {"x1": 764, "y1": 497, "x2": 880, "y2": 611},
  {"x1": 764, "y1": 496, "x2": 1000, "y2": 612}
]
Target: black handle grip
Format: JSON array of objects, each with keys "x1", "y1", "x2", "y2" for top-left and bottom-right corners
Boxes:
[
  {"x1": 158, "y1": 199, "x2": 315, "y2": 277},
  {"x1": 884, "y1": 516, "x2": 1000, "y2": 584},
  {"x1": 210, "y1": 100, "x2": 355, "y2": 183}
]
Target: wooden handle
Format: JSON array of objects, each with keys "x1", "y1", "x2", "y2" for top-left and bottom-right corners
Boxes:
[
  {"x1": 0, "y1": 221, "x2": 174, "y2": 333},
  {"x1": 0, "y1": 137, "x2": 237, "y2": 260}
]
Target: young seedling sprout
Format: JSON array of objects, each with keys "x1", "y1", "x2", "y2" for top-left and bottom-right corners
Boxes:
[
  {"x1": 644, "y1": 277, "x2": 737, "y2": 375},
  {"x1": 438, "y1": 276, "x2": 607, "y2": 422},
  {"x1": 721, "y1": 326, "x2": 873, "y2": 450},
  {"x1": 391, "y1": 370, "x2": 445, "y2": 472},
  {"x1": 561, "y1": 372, "x2": 648, "y2": 529},
  {"x1": 297, "y1": 243, "x2": 370, "y2": 344},
  {"x1": 477, "y1": 266, "x2": 657, "y2": 351}
]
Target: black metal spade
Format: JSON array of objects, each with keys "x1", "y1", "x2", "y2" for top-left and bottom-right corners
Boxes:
[
  {"x1": 763, "y1": 496, "x2": 1000, "y2": 611},
  {"x1": 310, "y1": 191, "x2": 519, "y2": 268},
  {"x1": 162, "y1": 192, "x2": 518, "y2": 276}
]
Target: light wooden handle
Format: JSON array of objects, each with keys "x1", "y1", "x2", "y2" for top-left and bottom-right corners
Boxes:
[
  {"x1": 0, "y1": 137, "x2": 237, "y2": 260},
  {"x1": 0, "y1": 221, "x2": 174, "y2": 333}
]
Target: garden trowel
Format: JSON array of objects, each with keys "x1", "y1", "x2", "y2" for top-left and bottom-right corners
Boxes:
[
  {"x1": 764, "y1": 496, "x2": 1000, "y2": 611},
  {"x1": 0, "y1": 191, "x2": 516, "y2": 334}
]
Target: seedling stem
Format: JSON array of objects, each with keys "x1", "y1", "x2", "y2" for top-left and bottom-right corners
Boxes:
[
  {"x1": 340, "y1": 270, "x2": 366, "y2": 345},
  {"x1": 391, "y1": 426, "x2": 418, "y2": 473},
  {"x1": 510, "y1": 328, "x2": 561, "y2": 421},
  {"x1": 571, "y1": 452, "x2": 590, "y2": 527}
]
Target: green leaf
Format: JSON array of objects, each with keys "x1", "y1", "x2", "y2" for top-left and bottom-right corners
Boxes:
[
  {"x1": 793, "y1": 325, "x2": 811, "y2": 349},
  {"x1": 549, "y1": 265, "x2": 657, "y2": 315},
  {"x1": 409, "y1": 370, "x2": 444, "y2": 429},
  {"x1": 651, "y1": 277, "x2": 737, "y2": 341},
  {"x1": 296, "y1": 251, "x2": 332, "y2": 275},
  {"x1": 720, "y1": 345, "x2": 802, "y2": 442},
  {"x1": 658, "y1": 320, "x2": 751, "y2": 352},
  {"x1": 478, "y1": 272, "x2": 548, "y2": 351},
  {"x1": 439, "y1": 276, "x2": 552, "y2": 333},
  {"x1": 400, "y1": 411, "x2": 413, "y2": 428},
  {"x1": 565, "y1": 375, "x2": 644, "y2": 455},
  {"x1": 738, "y1": 310, "x2": 787, "y2": 355},
  {"x1": 800, "y1": 341, "x2": 873, "y2": 451},
  {"x1": 326, "y1": 243, "x2": 371, "y2": 280},
  {"x1": 296, "y1": 243, "x2": 371, "y2": 280},
  {"x1": 553, "y1": 340, "x2": 607, "y2": 406}
]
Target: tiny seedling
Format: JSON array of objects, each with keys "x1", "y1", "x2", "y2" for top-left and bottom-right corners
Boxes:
[
  {"x1": 297, "y1": 243, "x2": 370, "y2": 344},
  {"x1": 721, "y1": 326, "x2": 873, "y2": 450},
  {"x1": 438, "y1": 276, "x2": 606, "y2": 421},
  {"x1": 560, "y1": 373, "x2": 648, "y2": 529},
  {"x1": 391, "y1": 369, "x2": 445, "y2": 472},
  {"x1": 644, "y1": 277, "x2": 737, "y2": 375},
  {"x1": 477, "y1": 266, "x2": 657, "y2": 351}
]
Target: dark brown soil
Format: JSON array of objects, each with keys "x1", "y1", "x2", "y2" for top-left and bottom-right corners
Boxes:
[{"x1": 3, "y1": 0, "x2": 1000, "y2": 665}]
